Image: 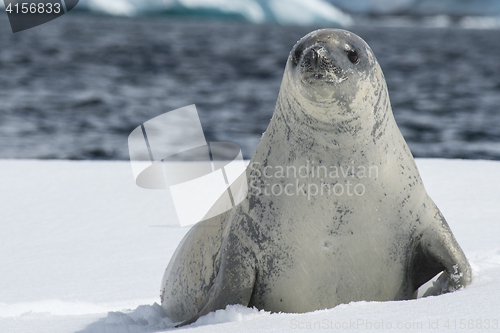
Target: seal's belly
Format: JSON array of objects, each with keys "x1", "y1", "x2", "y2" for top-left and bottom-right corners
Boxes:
[{"x1": 250, "y1": 234, "x2": 410, "y2": 313}]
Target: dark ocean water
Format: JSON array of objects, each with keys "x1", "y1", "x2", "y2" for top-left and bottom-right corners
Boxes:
[{"x1": 1, "y1": 13, "x2": 500, "y2": 160}]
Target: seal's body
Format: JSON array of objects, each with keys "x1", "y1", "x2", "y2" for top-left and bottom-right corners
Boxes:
[{"x1": 160, "y1": 29, "x2": 472, "y2": 326}]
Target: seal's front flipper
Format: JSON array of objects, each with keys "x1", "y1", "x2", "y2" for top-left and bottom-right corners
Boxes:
[
  {"x1": 421, "y1": 270, "x2": 451, "y2": 297},
  {"x1": 412, "y1": 205, "x2": 472, "y2": 296},
  {"x1": 176, "y1": 233, "x2": 257, "y2": 327}
]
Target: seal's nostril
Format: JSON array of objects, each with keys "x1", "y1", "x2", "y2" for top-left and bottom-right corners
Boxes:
[
  {"x1": 304, "y1": 45, "x2": 326, "y2": 66},
  {"x1": 312, "y1": 49, "x2": 320, "y2": 65}
]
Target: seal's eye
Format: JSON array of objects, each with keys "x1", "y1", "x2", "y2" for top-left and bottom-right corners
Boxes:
[
  {"x1": 292, "y1": 43, "x2": 305, "y2": 66},
  {"x1": 346, "y1": 50, "x2": 359, "y2": 64}
]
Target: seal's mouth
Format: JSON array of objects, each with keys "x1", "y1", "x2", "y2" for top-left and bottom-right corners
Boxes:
[{"x1": 299, "y1": 44, "x2": 348, "y2": 85}]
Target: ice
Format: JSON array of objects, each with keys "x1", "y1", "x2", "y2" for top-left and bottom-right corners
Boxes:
[
  {"x1": 79, "y1": 0, "x2": 352, "y2": 26},
  {"x1": 1, "y1": 158, "x2": 499, "y2": 332},
  {"x1": 328, "y1": 0, "x2": 500, "y2": 16}
]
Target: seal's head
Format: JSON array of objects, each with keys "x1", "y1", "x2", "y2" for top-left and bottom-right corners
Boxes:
[{"x1": 283, "y1": 29, "x2": 388, "y2": 123}]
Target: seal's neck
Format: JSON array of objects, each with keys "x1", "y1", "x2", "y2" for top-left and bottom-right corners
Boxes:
[
  {"x1": 249, "y1": 70, "x2": 410, "y2": 173},
  {"x1": 273, "y1": 76, "x2": 394, "y2": 151}
]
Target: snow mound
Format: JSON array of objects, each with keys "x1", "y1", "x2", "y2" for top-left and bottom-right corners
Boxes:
[
  {"x1": 78, "y1": 304, "x2": 270, "y2": 332},
  {"x1": 77, "y1": 303, "x2": 174, "y2": 333},
  {"x1": 188, "y1": 305, "x2": 271, "y2": 327}
]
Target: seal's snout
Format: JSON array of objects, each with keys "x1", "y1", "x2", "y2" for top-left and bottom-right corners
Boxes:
[
  {"x1": 301, "y1": 44, "x2": 328, "y2": 68},
  {"x1": 304, "y1": 44, "x2": 326, "y2": 67},
  {"x1": 299, "y1": 43, "x2": 346, "y2": 85}
]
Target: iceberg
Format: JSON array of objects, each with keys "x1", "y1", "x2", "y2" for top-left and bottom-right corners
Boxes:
[
  {"x1": 325, "y1": 0, "x2": 416, "y2": 15},
  {"x1": 77, "y1": 0, "x2": 352, "y2": 26},
  {"x1": 413, "y1": 0, "x2": 500, "y2": 17},
  {"x1": 327, "y1": 0, "x2": 500, "y2": 17}
]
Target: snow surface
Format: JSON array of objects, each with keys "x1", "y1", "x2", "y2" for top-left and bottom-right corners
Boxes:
[{"x1": 0, "y1": 159, "x2": 499, "y2": 333}]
